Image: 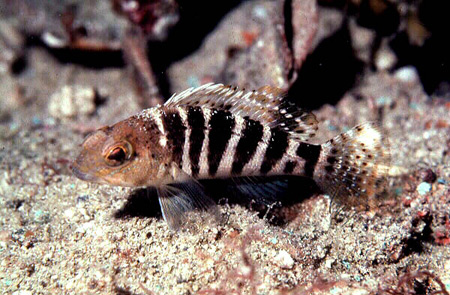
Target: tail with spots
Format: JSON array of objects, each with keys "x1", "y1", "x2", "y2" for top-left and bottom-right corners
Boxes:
[{"x1": 314, "y1": 122, "x2": 390, "y2": 208}]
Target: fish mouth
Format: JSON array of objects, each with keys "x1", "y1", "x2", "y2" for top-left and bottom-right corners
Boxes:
[{"x1": 72, "y1": 165, "x2": 99, "y2": 182}]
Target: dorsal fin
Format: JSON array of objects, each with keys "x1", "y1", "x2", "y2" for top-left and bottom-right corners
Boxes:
[{"x1": 164, "y1": 83, "x2": 319, "y2": 141}]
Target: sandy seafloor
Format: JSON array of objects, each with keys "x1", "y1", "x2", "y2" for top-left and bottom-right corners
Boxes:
[{"x1": 1, "y1": 8, "x2": 450, "y2": 295}]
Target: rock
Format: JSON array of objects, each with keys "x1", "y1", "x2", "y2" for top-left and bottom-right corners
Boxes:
[
  {"x1": 48, "y1": 85, "x2": 97, "y2": 119},
  {"x1": 168, "y1": 1, "x2": 293, "y2": 92},
  {"x1": 0, "y1": 20, "x2": 25, "y2": 74},
  {"x1": 113, "y1": 0, "x2": 179, "y2": 40},
  {"x1": 292, "y1": 0, "x2": 318, "y2": 69},
  {"x1": 349, "y1": 18, "x2": 376, "y2": 64},
  {"x1": 0, "y1": 74, "x2": 24, "y2": 120}
]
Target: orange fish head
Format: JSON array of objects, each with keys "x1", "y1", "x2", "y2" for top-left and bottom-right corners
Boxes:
[{"x1": 72, "y1": 121, "x2": 162, "y2": 187}]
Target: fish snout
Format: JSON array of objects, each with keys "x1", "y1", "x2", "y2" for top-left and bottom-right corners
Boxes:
[{"x1": 71, "y1": 163, "x2": 98, "y2": 182}]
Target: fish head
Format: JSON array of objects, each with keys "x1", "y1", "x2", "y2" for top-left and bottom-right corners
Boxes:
[{"x1": 72, "y1": 119, "x2": 165, "y2": 187}]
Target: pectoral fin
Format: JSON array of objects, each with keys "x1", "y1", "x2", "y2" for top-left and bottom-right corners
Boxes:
[{"x1": 157, "y1": 180, "x2": 218, "y2": 229}]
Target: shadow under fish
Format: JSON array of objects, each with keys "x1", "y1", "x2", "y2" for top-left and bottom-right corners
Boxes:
[{"x1": 114, "y1": 175, "x2": 318, "y2": 226}]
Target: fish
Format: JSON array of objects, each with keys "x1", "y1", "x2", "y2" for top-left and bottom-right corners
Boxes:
[{"x1": 72, "y1": 83, "x2": 390, "y2": 228}]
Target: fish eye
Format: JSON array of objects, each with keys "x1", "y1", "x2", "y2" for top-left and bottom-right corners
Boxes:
[{"x1": 104, "y1": 142, "x2": 133, "y2": 167}]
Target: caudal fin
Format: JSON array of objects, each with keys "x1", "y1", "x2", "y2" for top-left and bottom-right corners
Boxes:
[{"x1": 314, "y1": 122, "x2": 390, "y2": 208}]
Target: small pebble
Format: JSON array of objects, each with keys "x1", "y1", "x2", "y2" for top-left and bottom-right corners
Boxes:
[
  {"x1": 417, "y1": 168, "x2": 437, "y2": 183},
  {"x1": 394, "y1": 187, "x2": 403, "y2": 196},
  {"x1": 34, "y1": 210, "x2": 43, "y2": 218},
  {"x1": 34, "y1": 210, "x2": 51, "y2": 224},
  {"x1": 417, "y1": 182, "x2": 432, "y2": 196},
  {"x1": 374, "y1": 46, "x2": 397, "y2": 71},
  {"x1": 64, "y1": 208, "x2": 76, "y2": 219},
  {"x1": 0, "y1": 230, "x2": 11, "y2": 242},
  {"x1": 274, "y1": 250, "x2": 294, "y2": 269},
  {"x1": 394, "y1": 66, "x2": 419, "y2": 83},
  {"x1": 325, "y1": 258, "x2": 335, "y2": 268},
  {"x1": 77, "y1": 195, "x2": 90, "y2": 202},
  {"x1": 163, "y1": 264, "x2": 173, "y2": 273}
]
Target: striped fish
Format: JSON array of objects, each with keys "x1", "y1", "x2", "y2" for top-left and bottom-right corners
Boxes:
[{"x1": 72, "y1": 83, "x2": 390, "y2": 228}]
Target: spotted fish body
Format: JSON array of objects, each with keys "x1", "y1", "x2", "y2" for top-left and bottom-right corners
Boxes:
[{"x1": 72, "y1": 83, "x2": 390, "y2": 228}]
